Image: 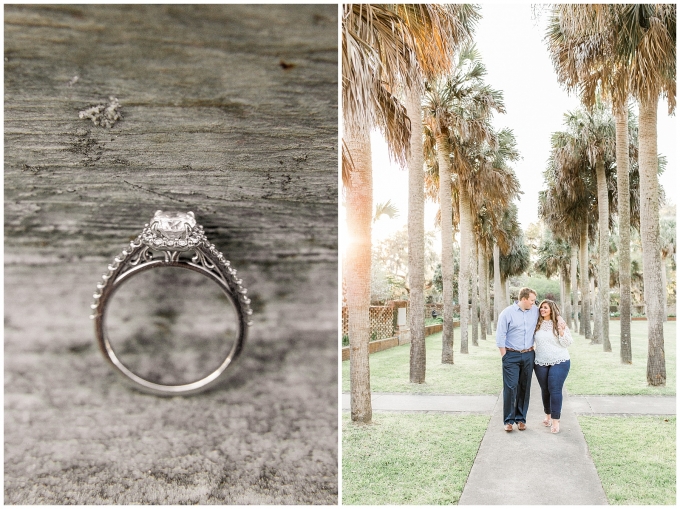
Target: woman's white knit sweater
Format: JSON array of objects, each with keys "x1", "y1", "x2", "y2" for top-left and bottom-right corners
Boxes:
[{"x1": 534, "y1": 317, "x2": 573, "y2": 366}]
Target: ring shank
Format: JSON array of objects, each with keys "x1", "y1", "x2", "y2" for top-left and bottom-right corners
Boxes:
[{"x1": 93, "y1": 243, "x2": 248, "y2": 396}]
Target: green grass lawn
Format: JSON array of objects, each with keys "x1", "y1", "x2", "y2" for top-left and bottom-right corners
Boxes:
[
  {"x1": 342, "y1": 320, "x2": 675, "y2": 396},
  {"x1": 565, "y1": 320, "x2": 676, "y2": 395},
  {"x1": 578, "y1": 416, "x2": 676, "y2": 505},
  {"x1": 342, "y1": 412, "x2": 489, "y2": 505},
  {"x1": 342, "y1": 328, "x2": 501, "y2": 394}
]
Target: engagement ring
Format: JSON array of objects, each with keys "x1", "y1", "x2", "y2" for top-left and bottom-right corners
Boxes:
[{"x1": 90, "y1": 210, "x2": 252, "y2": 395}]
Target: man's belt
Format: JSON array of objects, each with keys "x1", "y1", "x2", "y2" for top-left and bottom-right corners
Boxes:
[{"x1": 505, "y1": 347, "x2": 534, "y2": 353}]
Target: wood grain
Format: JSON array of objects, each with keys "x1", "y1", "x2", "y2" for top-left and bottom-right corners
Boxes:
[{"x1": 4, "y1": 5, "x2": 338, "y2": 504}]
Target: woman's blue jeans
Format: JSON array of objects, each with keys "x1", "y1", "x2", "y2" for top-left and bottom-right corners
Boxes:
[{"x1": 533, "y1": 360, "x2": 570, "y2": 419}]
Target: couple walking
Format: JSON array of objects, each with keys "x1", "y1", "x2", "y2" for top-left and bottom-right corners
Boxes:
[{"x1": 496, "y1": 287, "x2": 573, "y2": 434}]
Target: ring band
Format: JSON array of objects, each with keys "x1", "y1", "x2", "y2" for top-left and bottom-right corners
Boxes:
[{"x1": 90, "y1": 210, "x2": 252, "y2": 396}]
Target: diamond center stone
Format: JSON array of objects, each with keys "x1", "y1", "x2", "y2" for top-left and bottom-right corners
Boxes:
[{"x1": 151, "y1": 211, "x2": 196, "y2": 240}]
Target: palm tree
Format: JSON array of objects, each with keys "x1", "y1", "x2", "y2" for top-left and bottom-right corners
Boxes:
[
  {"x1": 543, "y1": 110, "x2": 640, "y2": 346},
  {"x1": 538, "y1": 190, "x2": 584, "y2": 333},
  {"x1": 624, "y1": 5, "x2": 676, "y2": 386},
  {"x1": 550, "y1": 102, "x2": 619, "y2": 350},
  {"x1": 540, "y1": 133, "x2": 596, "y2": 339},
  {"x1": 546, "y1": 3, "x2": 675, "y2": 383},
  {"x1": 423, "y1": 81, "x2": 456, "y2": 364},
  {"x1": 423, "y1": 136, "x2": 519, "y2": 353},
  {"x1": 470, "y1": 239, "x2": 479, "y2": 346},
  {"x1": 488, "y1": 204, "x2": 526, "y2": 317},
  {"x1": 546, "y1": 3, "x2": 635, "y2": 363},
  {"x1": 493, "y1": 241, "x2": 503, "y2": 322},
  {"x1": 499, "y1": 237, "x2": 531, "y2": 301},
  {"x1": 568, "y1": 241, "x2": 579, "y2": 331},
  {"x1": 478, "y1": 235, "x2": 491, "y2": 335},
  {"x1": 342, "y1": 4, "x2": 418, "y2": 423},
  {"x1": 611, "y1": 106, "x2": 641, "y2": 361},
  {"x1": 423, "y1": 46, "x2": 505, "y2": 357},
  {"x1": 534, "y1": 234, "x2": 573, "y2": 317},
  {"x1": 390, "y1": 4, "x2": 479, "y2": 384},
  {"x1": 473, "y1": 207, "x2": 496, "y2": 336},
  {"x1": 470, "y1": 128, "x2": 521, "y2": 338},
  {"x1": 454, "y1": 97, "x2": 506, "y2": 355}
]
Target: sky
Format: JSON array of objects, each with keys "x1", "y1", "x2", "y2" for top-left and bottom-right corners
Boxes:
[{"x1": 345, "y1": 3, "x2": 677, "y2": 250}]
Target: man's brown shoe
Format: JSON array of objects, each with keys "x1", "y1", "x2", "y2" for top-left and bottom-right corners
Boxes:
[
  {"x1": 504, "y1": 424, "x2": 513, "y2": 432},
  {"x1": 518, "y1": 422, "x2": 526, "y2": 431}
]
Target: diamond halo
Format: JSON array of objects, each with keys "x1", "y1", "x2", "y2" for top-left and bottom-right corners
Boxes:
[{"x1": 142, "y1": 210, "x2": 204, "y2": 250}]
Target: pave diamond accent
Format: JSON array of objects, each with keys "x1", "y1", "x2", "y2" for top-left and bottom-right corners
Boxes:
[{"x1": 151, "y1": 210, "x2": 196, "y2": 240}]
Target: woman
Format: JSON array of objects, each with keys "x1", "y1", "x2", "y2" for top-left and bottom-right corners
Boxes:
[{"x1": 533, "y1": 299, "x2": 573, "y2": 434}]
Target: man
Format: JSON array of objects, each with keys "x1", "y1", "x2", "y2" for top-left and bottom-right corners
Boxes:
[{"x1": 496, "y1": 287, "x2": 539, "y2": 431}]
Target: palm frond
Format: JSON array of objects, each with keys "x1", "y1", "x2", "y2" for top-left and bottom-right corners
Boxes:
[
  {"x1": 374, "y1": 199, "x2": 400, "y2": 222},
  {"x1": 341, "y1": 138, "x2": 355, "y2": 190}
]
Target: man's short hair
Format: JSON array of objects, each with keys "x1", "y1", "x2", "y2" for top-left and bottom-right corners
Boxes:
[{"x1": 518, "y1": 287, "x2": 537, "y2": 301}]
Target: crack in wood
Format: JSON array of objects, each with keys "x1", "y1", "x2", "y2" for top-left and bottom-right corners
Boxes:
[{"x1": 122, "y1": 180, "x2": 186, "y2": 202}]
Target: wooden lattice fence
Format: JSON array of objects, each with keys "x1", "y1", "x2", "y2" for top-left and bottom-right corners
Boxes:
[
  {"x1": 342, "y1": 305, "x2": 408, "y2": 341},
  {"x1": 370, "y1": 306, "x2": 395, "y2": 341},
  {"x1": 342, "y1": 306, "x2": 348, "y2": 337}
]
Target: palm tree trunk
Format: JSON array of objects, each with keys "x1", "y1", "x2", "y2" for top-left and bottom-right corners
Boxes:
[
  {"x1": 580, "y1": 221, "x2": 591, "y2": 338},
  {"x1": 560, "y1": 266, "x2": 569, "y2": 322},
  {"x1": 344, "y1": 126, "x2": 373, "y2": 423},
  {"x1": 590, "y1": 275, "x2": 601, "y2": 343},
  {"x1": 494, "y1": 242, "x2": 502, "y2": 326},
  {"x1": 564, "y1": 268, "x2": 571, "y2": 327},
  {"x1": 592, "y1": 274, "x2": 602, "y2": 343},
  {"x1": 437, "y1": 135, "x2": 454, "y2": 364},
  {"x1": 661, "y1": 259, "x2": 667, "y2": 322},
  {"x1": 486, "y1": 247, "x2": 495, "y2": 333},
  {"x1": 479, "y1": 245, "x2": 488, "y2": 338},
  {"x1": 595, "y1": 155, "x2": 611, "y2": 351},
  {"x1": 459, "y1": 186, "x2": 472, "y2": 354},
  {"x1": 471, "y1": 239, "x2": 479, "y2": 347},
  {"x1": 570, "y1": 243, "x2": 578, "y2": 331},
  {"x1": 578, "y1": 233, "x2": 584, "y2": 334},
  {"x1": 406, "y1": 87, "x2": 426, "y2": 383},
  {"x1": 639, "y1": 95, "x2": 665, "y2": 386},
  {"x1": 615, "y1": 106, "x2": 632, "y2": 363}
]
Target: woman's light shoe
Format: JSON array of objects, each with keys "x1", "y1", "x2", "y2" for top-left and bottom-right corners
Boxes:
[
  {"x1": 542, "y1": 417, "x2": 552, "y2": 427},
  {"x1": 551, "y1": 421, "x2": 560, "y2": 434}
]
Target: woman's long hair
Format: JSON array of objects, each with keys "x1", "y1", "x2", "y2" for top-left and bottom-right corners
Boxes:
[{"x1": 535, "y1": 299, "x2": 561, "y2": 338}]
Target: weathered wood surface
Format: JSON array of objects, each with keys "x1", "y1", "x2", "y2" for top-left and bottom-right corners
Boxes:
[{"x1": 4, "y1": 5, "x2": 338, "y2": 504}]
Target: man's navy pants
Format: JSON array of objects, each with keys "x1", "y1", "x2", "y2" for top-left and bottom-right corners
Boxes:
[{"x1": 501, "y1": 349, "x2": 534, "y2": 424}]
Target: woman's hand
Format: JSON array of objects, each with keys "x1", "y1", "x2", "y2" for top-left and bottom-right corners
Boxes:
[
  {"x1": 557, "y1": 316, "x2": 567, "y2": 336},
  {"x1": 556, "y1": 316, "x2": 573, "y2": 347}
]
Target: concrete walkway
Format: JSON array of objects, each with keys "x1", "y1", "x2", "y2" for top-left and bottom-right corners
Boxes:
[
  {"x1": 568, "y1": 394, "x2": 676, "y2": 415},
  {"x1": 340, "y1": 390, "x2": 675, "y2": 416},
  {"x1": 459, "y1": 374, "x2": 607, "y2": 505},
  {"x1": 342, "y1": 385, "x2": 675, "y2": 505}
]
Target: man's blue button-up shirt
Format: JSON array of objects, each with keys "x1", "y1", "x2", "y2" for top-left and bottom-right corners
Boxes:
[{"x1": 496, "y1": 302, "x2": 539, "y2": 350}]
